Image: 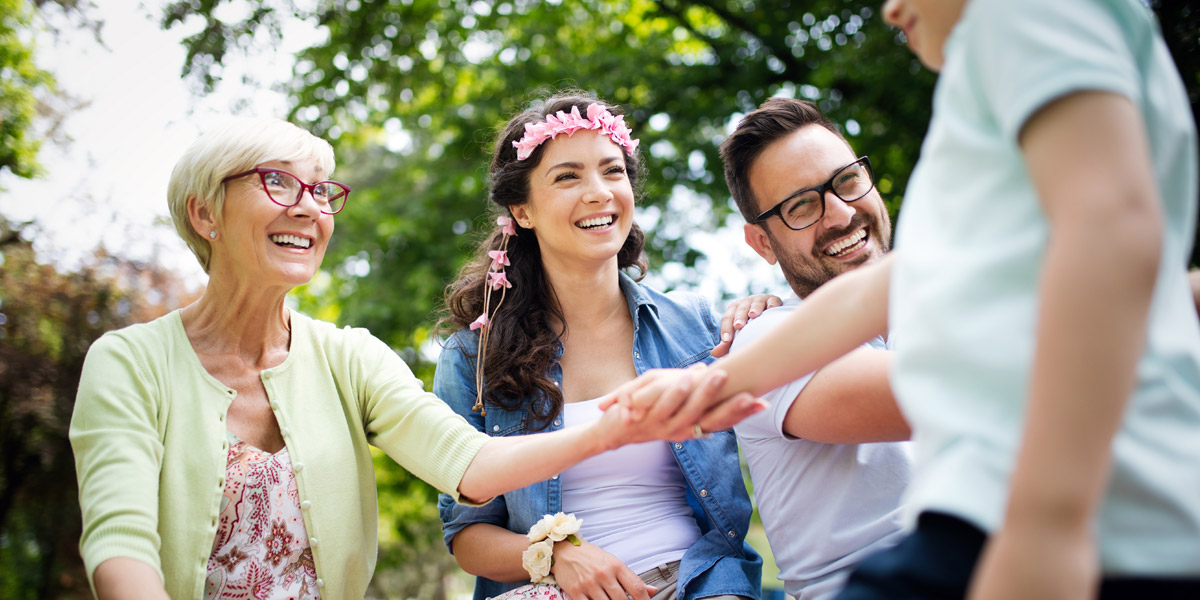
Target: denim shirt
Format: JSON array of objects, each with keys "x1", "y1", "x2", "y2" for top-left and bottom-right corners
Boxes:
[{"x1": 435, "y1": 272, "x2": 762, "y2": 600}]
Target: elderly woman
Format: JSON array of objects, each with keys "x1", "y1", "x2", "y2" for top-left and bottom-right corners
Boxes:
[{"x1": 69, "y1": 118, "x2": 762, "y2": 600}]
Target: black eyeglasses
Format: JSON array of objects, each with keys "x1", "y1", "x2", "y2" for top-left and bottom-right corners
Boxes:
[
  {"x1": 221, "y1": 167, "x2": 351, "y2": 215},
  {"x1": 751, "y1": 156, "x2": 875, "y2": 231}
]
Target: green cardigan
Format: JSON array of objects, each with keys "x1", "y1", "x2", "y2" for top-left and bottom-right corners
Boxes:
[{"x1": 70, "y1": 310, "x2": 490, "y2": 599}]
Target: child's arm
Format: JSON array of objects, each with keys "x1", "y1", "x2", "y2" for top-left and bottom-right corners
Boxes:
[
  {"x1": 604, "y1": 262, "x2": 899, "y2": 441},
  {"x1": 710, "y1": 253, "x2": 891, "y2": 400},
  {"x1": 969, "y1": 91, "x2": 1163, "y2": 600}
]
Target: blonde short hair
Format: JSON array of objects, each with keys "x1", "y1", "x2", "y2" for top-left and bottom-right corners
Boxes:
[{"x1": 167, "y1": 118, "x2": 336, "y2": 273}]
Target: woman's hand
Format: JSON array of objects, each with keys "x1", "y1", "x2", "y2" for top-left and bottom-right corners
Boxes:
[
  {"x1": 596, "y1": 367, "x2": 766, "y2": 443},
  {"x1": 549, "y1": 540, "x2": 656, "y2": 600},
  {"x1": 712, "y1": 293, "x2": 784, "y2": 357}
]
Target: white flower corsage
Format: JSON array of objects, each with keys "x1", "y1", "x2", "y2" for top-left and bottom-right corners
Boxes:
[{"x1": 520, "y1": 512, "x2": 584, "y2": 584}]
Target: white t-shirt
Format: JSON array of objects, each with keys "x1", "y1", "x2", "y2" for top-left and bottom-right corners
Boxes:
[
  {"x1": 733, "y1": 303, "x2": 910, "y2": 599},
  {"x1": 890, "y1": 0, "x2": 1200, "y2": 575},
  {"x1": 560, "y1": 398, "x2": 702, "y2": 575}
]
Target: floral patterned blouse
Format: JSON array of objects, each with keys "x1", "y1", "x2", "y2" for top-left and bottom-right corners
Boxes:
[{"x1": 205, "y1": 432, "x2": 320, "y2": 599}]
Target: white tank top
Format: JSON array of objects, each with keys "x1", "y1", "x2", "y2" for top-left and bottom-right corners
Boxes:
[{"x1": 560, "y1": 398, "x2": 702, "y2": 574}]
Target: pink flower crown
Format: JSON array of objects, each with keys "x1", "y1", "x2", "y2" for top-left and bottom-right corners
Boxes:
[
  {"x1": 469, "y1": 216, "x2": 519, "y2": 414},
  {"x1": 512, "y1": 103, "x2": 640, "y2": 161}
]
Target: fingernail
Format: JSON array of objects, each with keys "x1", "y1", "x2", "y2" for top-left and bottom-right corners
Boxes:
[
  {"x1": 734, "y1": 320, "x2": 744, "y2": 328},
  {"x1": 721, "y1": 332, "x2": 731, "y2": 341},
  {"x1": 749, "y1": 310, "x2": 759, "y2": 317}
]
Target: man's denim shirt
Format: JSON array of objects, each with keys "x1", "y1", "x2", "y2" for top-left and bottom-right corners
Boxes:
[{"x1": 435, "y1": 272, "x2": 762, "y2": 600}]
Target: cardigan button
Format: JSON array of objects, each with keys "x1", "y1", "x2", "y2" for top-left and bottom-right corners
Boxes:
[
  {"x1": 270, "y1": 402, "x2": 280, "y2": 411},
  {"x1": 281, "y1": 427, "x2": 290, "y2": 437},
  {"x1": 301, "y1": 500, "x2": 312, "y2": 510},
  {"x1": 309, "y1": 537, "x2": 319, "y2": 547},
  {"x1": 294, "y1": 463, "x2": 304, "y2": 473},
  {"x1": 317, "y1": 578, "x2": 325, "y2": 588}
]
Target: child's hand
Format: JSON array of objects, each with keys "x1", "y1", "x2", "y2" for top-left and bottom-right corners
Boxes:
[
  {"x1": 596, "y1": 368, "x2": 765, "y2": 444},
  {"x1": 598, "y1": 367, "x2": 699, "y2": 422}
]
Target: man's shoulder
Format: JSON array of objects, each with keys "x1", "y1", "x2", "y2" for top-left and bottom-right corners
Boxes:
[{"x1": 729, "y1": 302, "x2": 798, "y2": 352}]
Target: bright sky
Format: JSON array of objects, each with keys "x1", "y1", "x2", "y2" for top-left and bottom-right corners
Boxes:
[
  {"x1": 0, "y1": 0, "x2": 304, "y2": 287},
  {"x1": 0, "y1": 0, "x2": 786, "y2": 304}
]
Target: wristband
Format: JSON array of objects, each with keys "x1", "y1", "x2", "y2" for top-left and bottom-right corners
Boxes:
[{"x1": 521, "y1": 512, "x2": 584, "y2": 584}]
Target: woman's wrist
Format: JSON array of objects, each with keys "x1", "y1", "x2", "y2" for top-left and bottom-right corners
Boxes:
[{"x1": 521, "y1": 513, "x2": 584, "y2": 584}]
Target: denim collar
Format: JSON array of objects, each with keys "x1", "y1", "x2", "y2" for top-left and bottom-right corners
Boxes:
[{"x1": 618, "y1": 270, "x2": 658, "y2": 328}]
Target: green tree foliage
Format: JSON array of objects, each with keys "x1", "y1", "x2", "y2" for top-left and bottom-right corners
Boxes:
[
  {"x1": 0, "y1": 0, "x2": 53, "y2": 180},
  {"x1": 0, "y1": 217, "x2": 197, "y2": 599}
]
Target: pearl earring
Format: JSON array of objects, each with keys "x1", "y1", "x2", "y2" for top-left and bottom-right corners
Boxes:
[{"x1": 209, "y1": 231, "x2": 217, "y2": 239}]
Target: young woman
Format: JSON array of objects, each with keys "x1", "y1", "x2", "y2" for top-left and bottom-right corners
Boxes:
[{"x1": 436, "y1": 93, "x2": 764, "y2": 600}]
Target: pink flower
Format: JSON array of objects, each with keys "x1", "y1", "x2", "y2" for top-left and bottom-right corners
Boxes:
[
  {"x1": 488, "y1": 250, "x2": 510, "y2": 269},
  {"x1": 470, "y1": 313, "x2": 489, "y2": 330},
  {"x1": 498, "y1": 216, "x2": 518, "y2": 236},
  {"x1": 488, "y1": 271, "x2": 512, "y2": 290},
  {"x1": 512, "y1": 102, "x2": 640, "y2": 161}
]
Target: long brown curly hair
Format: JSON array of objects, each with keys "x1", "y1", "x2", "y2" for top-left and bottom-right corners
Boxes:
[{"x1": 439, "y1": 91, "x2": 648, "y2": 431}]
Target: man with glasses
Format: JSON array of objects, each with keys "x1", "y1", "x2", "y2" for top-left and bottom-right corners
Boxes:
[{"x1": 718, "y1": 97, "x2": 911, "y2": 599}]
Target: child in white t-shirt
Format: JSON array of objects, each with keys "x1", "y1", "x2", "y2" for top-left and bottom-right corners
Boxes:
[{"x1": 611, "y1": 0, "x2": 1200, "y2": 597}]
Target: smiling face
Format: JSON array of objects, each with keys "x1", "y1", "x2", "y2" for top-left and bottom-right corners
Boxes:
[
  {"x1": 510, "y1": 130, "x2": 636, "y2": 273},
  {"x1": 202, "y1": 157, "x2": 335, "y2": 289},
  {"x1": 882, "y1": 0, "x2": 968, "y2": 71},
  {"x1": 745, "y1": 124, "x2": 891, "y2": 298}
]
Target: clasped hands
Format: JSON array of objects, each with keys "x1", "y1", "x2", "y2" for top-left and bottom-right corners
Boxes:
[{"x1": 598, "y1": 365, "x2": 764, "y2": 442}]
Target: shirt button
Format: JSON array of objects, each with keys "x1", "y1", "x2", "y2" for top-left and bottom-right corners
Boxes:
[
  {"x1": 552, "y1": 474, "x2": 559, "y2": 480},
  {"x1": 553, "y1": 420, "x2": 561, "y2": 427},
  {"x1": 727, "y1": 531, "x2": 736, "y2": 538},
  {"x1": 301, "y1": 500, "x2": 312, "y2": 510},
  {"x1": 553, "y1": 381, "x2": 560, "y2": 387},
  {"x1": 492, "y1": 425, "x2": 500, "y2": 432},
  {"x1": 674, "y1": 443, "x2": 683, "y2": 450},
  {"x1": 634, "y1": 352, "x2": 641, "y2": 359},
  {"x1": 309, "y1": 537, "x2": 319, "y2": 547},
  {"x1": 294, "y1": 463, "x2": 304, "y2": 473},
  {"x1": 699, "y1": 489, "x2": 708, "y2": 497}
]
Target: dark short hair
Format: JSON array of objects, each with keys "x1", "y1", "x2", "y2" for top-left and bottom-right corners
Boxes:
[{"x1": 719, "y1": 97, "x2": 846, "y2": 221}]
